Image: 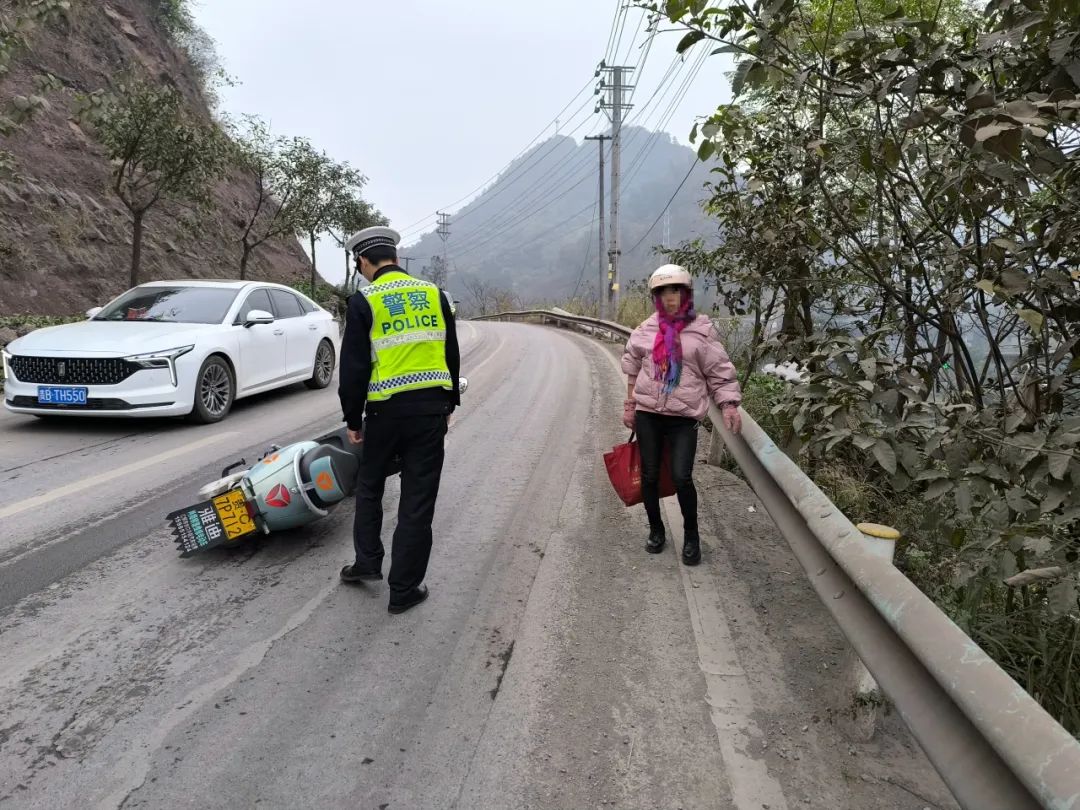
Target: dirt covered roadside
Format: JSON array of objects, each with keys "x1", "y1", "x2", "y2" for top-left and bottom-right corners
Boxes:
[
  {"x1": 687, "y1": 430, "x2": 958, "y2": 809},
  {"x1": 589, "y1": 335, "x2": 958, "y2": 810}
]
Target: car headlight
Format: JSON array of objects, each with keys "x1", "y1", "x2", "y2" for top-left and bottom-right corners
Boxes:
[
  {"x1": 124, "y1": 345, "x2": 194, "y2": 386},
  {"x1": 1, "y1": 348, "x2": 12, "y2": 383}
]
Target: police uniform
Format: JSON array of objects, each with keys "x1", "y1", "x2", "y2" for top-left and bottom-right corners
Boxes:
[{"x1": 338, "y1": 226, "x2": 460, "y2": 612}]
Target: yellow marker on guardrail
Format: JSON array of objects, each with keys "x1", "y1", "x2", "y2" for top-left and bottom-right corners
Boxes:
[{"x1": 857, "y1": 522, "x2": 900, "y2": 563}]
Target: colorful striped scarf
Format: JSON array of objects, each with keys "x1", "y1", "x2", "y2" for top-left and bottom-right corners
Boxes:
[{"x1": 652, "y1": 288, "x2": 695, "y2": 394}]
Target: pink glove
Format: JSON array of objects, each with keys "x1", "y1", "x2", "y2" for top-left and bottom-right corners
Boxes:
[
  {"x1": 721, "y1": 402, "x2": 742, "y2": 435},
  {"x1": 622, "y1": 399, "x2": 637, "y2": 431}
]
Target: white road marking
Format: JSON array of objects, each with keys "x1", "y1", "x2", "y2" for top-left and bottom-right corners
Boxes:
[
  {"x1": 578, "y1": 321, "x2": 789, "y2": 808},
  {"x1": 663, "y1": 499, "x2": 791, "y2": 810},
  {"x1": 0, "y1": 432, "x2": 237, "y2": 520},
  {"x1": 465, "y1": 330, "x2": 506, "y2": 378}
]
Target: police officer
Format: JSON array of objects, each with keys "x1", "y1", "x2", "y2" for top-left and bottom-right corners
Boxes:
[{"x1": 338, "y1": 226, "x2": 460, "y2": 614}]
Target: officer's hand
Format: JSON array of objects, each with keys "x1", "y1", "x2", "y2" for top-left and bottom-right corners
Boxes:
[{"x1": 348, "y1": 428, "x2": 363, "y2": 445}]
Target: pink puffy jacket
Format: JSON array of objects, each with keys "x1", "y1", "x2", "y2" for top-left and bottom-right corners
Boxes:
[{"x1": 622, "y1": 314, "x2": 742, "y2": 420}]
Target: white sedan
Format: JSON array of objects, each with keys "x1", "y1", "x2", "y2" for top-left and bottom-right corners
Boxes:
[{"x1": 2, "y1": 280, "x2": 340, "y2": 423}]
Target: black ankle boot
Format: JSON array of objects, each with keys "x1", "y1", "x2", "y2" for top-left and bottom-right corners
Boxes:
[
  {"x1": 682, "y1": 527, "x2": 701, "y2": 566},
  {"x1": 646, "y1": 526, "x2": 666, "y2": 554}
]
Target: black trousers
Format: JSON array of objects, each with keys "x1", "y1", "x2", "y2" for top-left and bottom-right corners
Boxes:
[
  {"x1": 634, "y1": 411, "x2": 698, "y2": 533},
  {"x1": 353, "y1": 413, "x2": 447, "y2": 597}
]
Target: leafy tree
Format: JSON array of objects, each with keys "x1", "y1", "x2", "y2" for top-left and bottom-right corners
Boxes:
[
  {"x1": 153, "y1": 0, "x2": 194, "y2": 37},
  {"x1": 328, "y1": 192, "x2": 385, "y2": 291},
  {"x1": 643, "y1": 0, "x2": 1080, "y2": 731},
  {"x1": 289, "y1": 141, "x2": 366, "y2": 292},
  {"x1": 231, "y1": 118, "x2": 310, "y2": 279},
  {"x1": 83, "y1": 78, "x2": 228, "y2": 286},
  {"x1": 422, "y1": 254, "x2": 448, "y2": 289},
  {"x1": 460, "y1": 274, "x2": 520, "y2": 317}
]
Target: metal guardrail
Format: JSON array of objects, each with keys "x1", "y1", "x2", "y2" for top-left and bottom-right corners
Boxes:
[{"x1": 476, "y1": 309, "x2": 1080, "y2": 810}]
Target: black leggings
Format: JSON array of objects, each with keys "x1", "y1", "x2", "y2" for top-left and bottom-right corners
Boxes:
[{"x1": 634, "y1": 411, "x2": 698, "y2": 532}]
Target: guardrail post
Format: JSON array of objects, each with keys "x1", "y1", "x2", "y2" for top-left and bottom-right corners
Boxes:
[
  {"x1": 836, "y1": 522, "x2": 901, "y2": 741},
  {"x1": 707, "y1": 422, "x2": 728, "y2": 467}
]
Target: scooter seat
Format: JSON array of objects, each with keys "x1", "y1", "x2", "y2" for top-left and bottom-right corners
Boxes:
[{"x1": 300, "y1": 445, "x2": 360, "y2": 504}]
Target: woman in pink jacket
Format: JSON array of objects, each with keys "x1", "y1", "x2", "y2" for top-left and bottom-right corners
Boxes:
[{"x1": 621, "y1": 265, "x2": 743, "y2": 565}]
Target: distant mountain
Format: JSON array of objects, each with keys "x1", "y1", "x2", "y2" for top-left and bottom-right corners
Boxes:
[{"x1": 402, "y1": 127, "x2": 717, "y2": 304}]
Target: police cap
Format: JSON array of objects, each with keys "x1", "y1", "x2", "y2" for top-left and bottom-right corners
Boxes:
[{"x1": 345, "y1": 226, "x2": 401, "y2": 257}]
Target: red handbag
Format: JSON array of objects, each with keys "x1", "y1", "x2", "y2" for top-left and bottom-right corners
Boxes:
[{"x1": 603, "y1": 432, "x2": 677, "y2": 507}]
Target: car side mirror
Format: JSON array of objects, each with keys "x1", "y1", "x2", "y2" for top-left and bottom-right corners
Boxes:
[
  {"x1": 244, "y1": 309, "x2": 275, "y2": 327},
  {"x1": 86, "y1": 306, "x2": 103, "y2": 319}
]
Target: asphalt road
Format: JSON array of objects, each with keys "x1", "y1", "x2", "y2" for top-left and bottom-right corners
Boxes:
[{"x1": 0, "y1": 321, "x2": 954, "y2": 810}]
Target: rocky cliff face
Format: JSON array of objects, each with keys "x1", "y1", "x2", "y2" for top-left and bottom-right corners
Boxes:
[{"x1": 0, "y1": 0, "x2": 312, "y2": 316}]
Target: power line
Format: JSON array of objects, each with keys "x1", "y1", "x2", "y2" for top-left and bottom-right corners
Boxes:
[
  {"x1": 604, "y1": 0, "x2": 629, "y2": 64},
  {"x1": 570, "y1": 193, "x2": 600, "y2": 299},
  {"x1": 453, "y1": 168, "x2": 600, "y2": 259},
  {"x1": 443, "y1": 94, "x2": 599, "y2": 232},
  {"x1": 618, "y1": 6, "x2": 651, "y2": 68},
  {"x1": 602, "y1": 51, "x2": 693, "y2": 189},
  {"x1": 626, "y1": 158, "x2": 700, "y2": 256},
  {"x1": 625, "y1": 10, "x2": 658, "y2": 107},
  {"x1": 621, "y1": 46, "x2": 710, "y2": 193},
  {"x1": 451, "y1": 19, "x2": 651, "y2": 283},
  {"x1": 448, "y1": 140, "x2": 600, "y2": 253},
  {"x1": 450, "y1": 131, "x2": 613, "y2": 267},
  {"x1": 453, "y1": 49, "x2": 686, "y2": 254},
  {"x1": 409, "y1": 14, "x2": 659, "y2": 255},
  {"x1": 447, "y1": 121, "x2": 611, "y2": 252},
  {"x1": 610, "y1": 3, "x2": 632, "y2": 66},
  {"x1": 407, "y1": 6, "x2": 662, "y2": 265},
  {"x1": 628, "y1": 52, "x2": 682, "y2": 119},
  {"x1": 456, "y1": 197, "x2": 598, "y2": 261},
  {"x1": 400, "y1": 79, "x2": 595, "y2": 237},
  {"x1": 441, "y1": 47, "x2": 700, "y2": 265},
  {"x1": 396, "y1": 76, "x2": 596, "y2": 239},
  {"x1": 411, "y1": 93, "x2": 600, "y2": 246}
]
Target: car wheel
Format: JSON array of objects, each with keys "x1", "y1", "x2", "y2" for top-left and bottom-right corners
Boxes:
[
  {"x1": 305, "y1": 339, "x2": 335, "y2": 390},
  {"x1": 190, "y1": 356, "x2": 235, "y2": 423}
]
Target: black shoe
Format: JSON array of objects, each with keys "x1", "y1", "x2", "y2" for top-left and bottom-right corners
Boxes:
[
  {"x1": 340, "y1": 564, "x2": 382, "y2": 583},
  {"x1": 646, "y1": 526, "x2": 666, "y2": 554},
  {"x1": 682, "y1": 528, "x2": 701, "y2": 566},
  {"x1": 388, "y1": 584, "x2": 429, "y2": 614}
]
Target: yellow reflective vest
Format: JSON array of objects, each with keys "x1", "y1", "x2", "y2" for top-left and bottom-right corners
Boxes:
[{"x1": 361, "y1": 270, "x2": 453, "y2": 402}]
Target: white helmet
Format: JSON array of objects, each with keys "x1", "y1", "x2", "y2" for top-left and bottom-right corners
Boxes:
[{"x1": 648, "y1": 264, "x2": 692, "y2": 291}]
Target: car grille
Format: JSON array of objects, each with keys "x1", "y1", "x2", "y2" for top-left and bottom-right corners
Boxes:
[
  {"x1": 7, "y1": 396, "x2": 173, "y2": 411},
  {"x1": 8, "y1": 356, "x2": 140, "y2": 385}
]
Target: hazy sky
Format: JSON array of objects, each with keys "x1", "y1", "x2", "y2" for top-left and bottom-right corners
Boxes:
[{"x1": 189, "y1": 1, "x2": 733, "y2": 282}]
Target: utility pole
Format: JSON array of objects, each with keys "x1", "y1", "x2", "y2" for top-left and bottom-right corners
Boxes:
[
  {"x1": 399, "y1": 256, "x2": 418, "y2": 272},
  {"x1": 436, "y1": 212, "x2": 451, "y2": 290},
  {"x1": 584, "y1": 135, "x2": 610, "y2": 319},
  {"x1": 596, "y1": 61, "x2": 634, "y2": 315}
]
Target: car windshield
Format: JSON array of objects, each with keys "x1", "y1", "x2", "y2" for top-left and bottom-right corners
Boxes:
[{"x1": 93, "y1": 287, "x2": 239, "y2": 324}]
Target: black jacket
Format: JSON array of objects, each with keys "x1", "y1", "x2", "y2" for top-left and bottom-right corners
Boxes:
[{"x1": 338, "y1": 266, "x2": 460, "y2": 429}]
